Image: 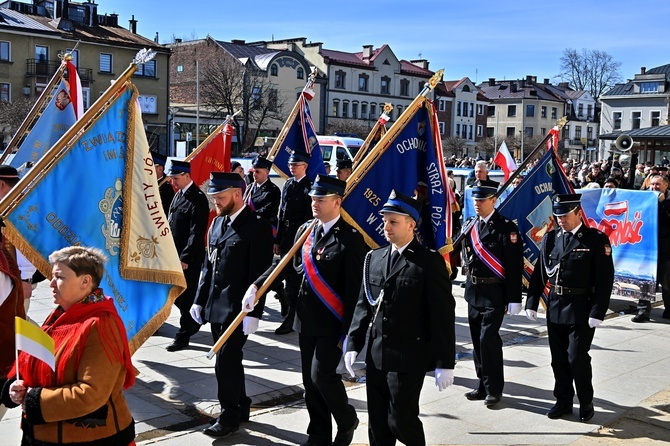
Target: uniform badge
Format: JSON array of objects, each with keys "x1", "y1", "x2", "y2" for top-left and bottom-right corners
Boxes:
[
  {"x1": 316, "y1": 247, "x2": 324, "y2": 261},
  {"x1": 604, "y1": 245, "x2": 612, "y2": 256},
  {"x1": 510, "y1": 232, "x2": 518, "y2": 244}
]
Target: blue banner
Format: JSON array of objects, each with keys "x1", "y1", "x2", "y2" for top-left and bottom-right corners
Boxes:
[
  {"x1": 271, "y1": 96, "x2": 326, "y2": 181},
  {"x1": 496, "y1": 149, "x2": 573, "y2": 286},
  {"x1": 341, "y1": 104, "x2": 450, "y2": 254},
  {"x1": 5, "y1": 85, "x2": 185, "y2": 353},
  {"x1": 11, "y1": 79, "x2": 76, "y2": 171},
  {"x1": 579, "y1": 188, "x2": 658, "y2": 300}
]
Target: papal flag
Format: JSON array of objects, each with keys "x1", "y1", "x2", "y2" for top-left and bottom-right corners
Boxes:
[
  {"x1": 15, "y1": 316, "x2": 55, "y2": 371},
  {"x1": 0, "y1": 61, "x2": 186, "y2": 353}
]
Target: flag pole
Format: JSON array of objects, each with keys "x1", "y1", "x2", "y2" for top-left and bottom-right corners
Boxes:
[
  {"x1": 345, "y1": 69, "x2": 444, "y2": 195},
  {"x1": 452, "y1": 117, "x2": 568, "y2": 248},
  {"x1": 0, "y1": 49, "x2": 156, "y2": 218},
  {"x1": 352, "y1": 103, "x2": 391, "y2": 169},
  {"x1": 207, "y1": 219, "x2": 317, "y2": 359}
]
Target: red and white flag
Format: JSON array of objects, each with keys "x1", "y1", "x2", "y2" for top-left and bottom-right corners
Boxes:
[
  {"x1": 65, "y1": 60, "x2": 83, "y2": 119},
  {"x1": 494, "y1": 141, "x2": 517, "y2": 181},
  {"x1": 547, "y1": 126, "x2": 560, "y2": 153}
]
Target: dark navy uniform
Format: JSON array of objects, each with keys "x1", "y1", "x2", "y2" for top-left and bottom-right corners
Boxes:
[
  {"x1": 461, "y1": 209, "x2": 523, "y2": 400},
  {"x1": 158, "y1": 177, "x2": 175, "y2": 217},
  {"x1": 243, "y1": 179, "x2": 281, "y2": 228},
  {"x1": 526, "y1": 223, "x2": 613, "y2": 413}
]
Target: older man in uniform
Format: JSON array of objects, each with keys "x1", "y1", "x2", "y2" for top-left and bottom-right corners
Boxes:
[
  {"x1": 151, "y1": 151, "x2": 175, "y2": 216},
  {"x1": 165, "y1": 160, "x2": 210, "y2": 352},
  {"x1": 461, "y1": 179, "x2": 523, "y2": 407},
  {"x1": 335, "y1": 159, "x2": 353, "y2": 182},
  {"x1": 274, "y1": 151, "x2": 313, "y2": 334},
  {"x1": 526, "y1": 194, "x2": 614, "y2": 422},
  {"x1": 191, "y1": 172, "x2": 274, "y2": 437},
  {"x1": 345, "y1": 190, "x2": 455, "y2": 446},
  {"x1": 243, "y1": 156, "x2": 281, "y2": 231}
]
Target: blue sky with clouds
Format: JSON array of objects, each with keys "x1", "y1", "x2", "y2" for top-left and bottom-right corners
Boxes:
[{"x1": 110, "y1": 0, "x2": 669, "y2": 85}]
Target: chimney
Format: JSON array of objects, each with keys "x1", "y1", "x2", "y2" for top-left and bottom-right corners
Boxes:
[
  {"x1": 510, "y1": 82, "x2": 517, "y2": 93},
  {"x1": 519, "y1": 79, "x2": 526, "y2": 88},
  {"x1": 231, "y1": 39, "x2": 246, "y2": 45},
  {"x1": 526, "y1": 75, "x2": 533, "y2": 84},
  {"x1": 488, "y1": 77, "x2": 495, "y2": 86},
  {"x1": 129, "y1": 15, "x2": 137, "y2": 33},
  {"x1": 410, "y1": 59, "x2": 429, "y2": 70},
  {"x1": 641, "y1": 66, "x2": 646, "y2": 74},
  {"x1": 544, "y1": 78, "x2": 550, "y2": 85},
  {"x1": 362, "y1": 45, "x2": 373, "y2": 60},
  {"x1": 175, "y1": 38, "x2": 182, "y2": 43},
  {"x1": 154, "y1": 32, "x2": 159, "y2": 43}
]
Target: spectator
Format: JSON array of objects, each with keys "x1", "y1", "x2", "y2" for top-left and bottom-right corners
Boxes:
[
  {"x1": 584, "y1": 165, "x2": 605, "y2": 187},
  {"x1": 603, "y1": 177, "x2": 619, "y2": 189},
  {"x1": 641, "y1": 166, "x2": 660, "y2": 190}
]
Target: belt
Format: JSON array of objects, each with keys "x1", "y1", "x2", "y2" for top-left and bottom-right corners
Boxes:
[
  {"x1": 551, "y1": 285, "x2": 594, "y2": 295},
  {"x1": 471, "y1": 275, "x2": 502, "y2": 285}
]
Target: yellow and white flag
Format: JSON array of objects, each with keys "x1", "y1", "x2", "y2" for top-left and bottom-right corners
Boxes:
[{"x1": 15, "y1": 317, "x2": 55, "y2": 371}]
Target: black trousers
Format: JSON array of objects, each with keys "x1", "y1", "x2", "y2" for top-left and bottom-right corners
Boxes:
[
  {"x1": 173, "y1": 263, "x2": 202, "y2": 342},
  {"x1": 366, "y1": 364, "x2": 426, "y2": 446},
  {"x1": 211, "y1": 322, "x2": 251, "y2": 425},
  {"x1": 547, "y1": 320, "x2": 596, "y2": 406},
  {"x1": 638, "y1": 257, "x2": 670, "y2": 313},
  {"x1": 467, "y1": 304, "x2": 505, "y2": 396},
  {"x1": 299, "y1": 334, "x2": 356, "y2": 445}
]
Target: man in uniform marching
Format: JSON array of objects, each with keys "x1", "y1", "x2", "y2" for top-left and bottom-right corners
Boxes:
[
  {"x1": 151, "y1": 151, "x2": 175, "y2": 216},
  {"x1": 461, "y1": 179, "x2": 523, "y2": 407},
  {"x1": 526, "y1": 194, "x2": 614, "y2": 422},
  {"x1": 242, "y1": 156, "x2": 281, "y2": 230}
]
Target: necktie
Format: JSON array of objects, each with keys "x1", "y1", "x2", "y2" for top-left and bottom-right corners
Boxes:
[
  {"x1": 315, "y1": 224, "x2": 324, "y2": 244},
  {"x1": 563, "y1": 231, "x2": 572, "y2": 250},
  {"x1": 479, "y1": 218, "x2": 486, "y2": 231},
  {"x1": 390, "y1": 250, "x2": 400, "y2": 269},
  {"x1": 222, "y1": 216, "x2": 231, "y2": 235}
]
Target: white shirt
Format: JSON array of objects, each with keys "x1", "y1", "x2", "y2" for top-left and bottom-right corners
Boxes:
[
  {"x1": 228, "y1": 205, "x2": 246, "y2": 225},
  {"x1": 391, "y1": 239, "x2": 412, "y2": 257},
  {"x1": 319, "y1": 215, "x2": 340, "y2": 237}
]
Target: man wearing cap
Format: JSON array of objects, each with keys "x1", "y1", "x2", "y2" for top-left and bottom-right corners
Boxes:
[
  {"x1": 526, "y1": 194, "x2": 613, "y2": 422},
  {"x1": 151, "y1": 151, "x2": 175, "y2": 216},
  {"x1": 165, "y1": 160, "x2": 210, "y2": 352},
  {"x1": 245, "y1": 174, "x2": 365, "y2": 446},
  {"x1": 243, "y1": 156, "x2": 281, "y2": 230},
  {"x1": 274, "y1": 151, "x2": 313, "y2": 334},
  {"x1": 190, "y1": 172, "x2": 273, "y2": 437},
  {"x1": 335, "y1": 159, "x2": 353, "y2": 181},
  {"x1": 345, "y1": 190, "x2": 455, "y2": 446},
  {"x1": 461, "y1": 179, "x2": 523, "y2": 407}
]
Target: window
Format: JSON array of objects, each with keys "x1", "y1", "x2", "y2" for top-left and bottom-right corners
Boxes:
[
  {"x1": 270, "y1": 64, "x2": 278, "y2": 76},
  {"x1": 525, "y1": 127, "x2": 534, "y2": 137},
  {"x1": 506, "y1": 127, "x2": 516, "y2": 137},
  {"x1": 335, "y1": 71, "x2": 346, "y2": 89},
  {"x1": 396, "y1": 105, "x2": 403, "y2": 119},
  {"x1": 486, "y1": 127, "x2": 494, "y2": 137},
  {"x1": 563, "y1": 125, "x2": 570, "y2": 139},
  {"x1": 35, "y1": 45, "x2": 48, "y2": 62},
  {"x1": 487, "y1": 105, "x2": 495, "y2": 117},
  {"x1": 176, "y1": 65, "x2": 183, "y2": 72},
  {"x1": 342, "y1": 101, "x2": 349, "y2": 118},
  {"x1": 439, "y1": 122, "x2": 445, "y2": 134},
  {"x1": 100, "y1": 53, "x2": 112, "y2": 73},
  {"x1": 65, "y1": 49, "x2": 79, "y2": 67},
  {"x1": 332, "y1": 100, "x2": 340, "y2": 117},
  {"x1": 587, "y1": 104, "x2": 593, "y2": 119},
  {"x1": 251, "y1": 86, "x2": 261, "y2": 109},
  {"x1": 575, "y1": 126, "x2": 582, "y2": 139},
  {"x1": 551, "y1": 107, "x2": 557, "y2": 119},
  {"x1": 439, "y1": 99, "x2": 446, "y2": 112},
  {"x1": 1, "y1": 41, "x2": 10, "y2": 62},
  {"x1": 587, "y1": 126, "x2": 593, "y2": 139},
  {"x1": 541, "y1": 106, "x2": 547, "y2": 118},
  {"x1": 0, "y1": 83, "x2": 9, "y2": 102},
  {"x1": 457, "y1": 101, "x2": 461, "y2": 117},
  {"x1": 541, "y1": 128, "x2": 546, "y2": 136},
  {"x1": 297, "y1": 67, "x2": 304, "y2": 79},
  {"x1": 370, "y1": 103, "x2": 377, "y2": 118},
  {"x1": 640, "y1": 82, "x2": 659, "y2": 93},
  {"x1": 507, "y1": 105, "x2": 516, "y2": 117},
  {"x1": 469, "y1": 103, "x2": 474, "y2": 117},
  {"x1": 268, "y1": 89, "x2": 278, "y2": 112},
  {"x1": 477, "y1": 103, "x2": 484, "y2": 115},
  {"x1": 358, "y1": 74, "x2": 368, "y2": 92},
  {"x1": 461, "y1": 125, "x2": 467, "y2": 139},
  {"x1": 477, "y1": 125, "x2": 483, "y2": 137},
  {"x1": 400, "y1": 79, "x2": 410, "y2": 96},
  {"x1": 381, "y1": 77, "x2": 390, "y2": 94},
  {"x1": 577, "y1": 103, "x2": 584, "y2": 117},
  {"x1": 632, "y1": 111, "x2": 641, "y2": 129},
  {"x1": 651, "y1": 111, "x2": 661, "y2": 127},
  {"x1": 82, "y1": 87, "x2": 90, "y2": 110},
  {"x1": 361, "y1": 103, "x2": 368, "y2": 117},
  {"x1": 455, "y1": 123, "x2": 460, "y2": 137},
  {"x1": 526, "y1": 104, "x2": 535, "y2": 117},
  {"x1": 388, "y1": 108, "x2": 393, "y2": 120},
  {"x1": 352, "y1": 102, "x2": 358, "y2": 119},
  {"x1": 135, "y1": 60, "x2": 156, "y2": 77},
  {"x1": 613, "y1": 111, "x2": 622, "y2": 130},
  {"x1": 468, "y1": 125, "x2": 473, "y2": 139}
]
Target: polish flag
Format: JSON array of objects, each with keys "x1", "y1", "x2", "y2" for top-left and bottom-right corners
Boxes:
[
  {"x1": 302, "y1": 85, "x2": 315, "y2": 101},
  {"x1": 494, "y1": 141, "x2": 517, "y2": 181},
  {"x1": 603, "y1": 201, "x2": 628, "y2": 217},
  {"x1": 378, "y1": 112, "x2": 390, "y2": 125},
  {"x1": 547, "y1": 126, "x2": 560, "y2": 152},
  {"x1": 66, "y1": 60, "x2": 83, "y2": 119}
]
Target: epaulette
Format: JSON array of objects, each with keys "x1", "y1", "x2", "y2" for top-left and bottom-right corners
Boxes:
[{"x1": 465, "y1": 216, "x2": 476, "y2": 225}]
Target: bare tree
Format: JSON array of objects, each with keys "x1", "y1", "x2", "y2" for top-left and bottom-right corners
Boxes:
[
  {"x1": 200, "y1": 57, "x2": 287, "y2": 152},
  {"x1": 0, "y1": 96, "x2": 37, "y2": 151},
  {"x1": 325, "y1": 119, "x2": 370, "y2": 138},
  {"x1": 558, "y1": 48, "x2": 622, "y2": 99},
  {"x1": 442, "y1": 136, "x2": 468, "y2": 157}
]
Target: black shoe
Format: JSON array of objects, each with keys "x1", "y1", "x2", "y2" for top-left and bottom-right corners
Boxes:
[
  {"x1": 662, "y1": 309, "x2": 670, "y2": 319},
  {"x1": 202, "y1": 422, "x2": 239, "y2": 437},
  {"x1": 580, "y1": 403, "x2": 595, "y2": 422},
  {"x1": 484, "y1": 394, "x2": 501, "y2": 407},
  {"x1": 332, "y1": 416, "x2": 359, "y2": 446},
  {"x1": 464, "y1": 390, "x2": 486, "y2": 401},
  {"x1": 166, "y1": 340, "x2": 189, "y2": 352},
  {"x1": 275, "y1": 318, "x2": 294, "y2": 335},
  {"x1": 632, "y1": 312, "x2": 650, "y2": 323},
  {"x1": 546, "y1": 403, "x2": 573, "y2": 419}
]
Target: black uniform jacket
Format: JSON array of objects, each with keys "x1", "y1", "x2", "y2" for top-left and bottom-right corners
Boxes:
[
  {"x1": 291, "y1": 217, "x2": 366, "y2": 337},
  {"x1": 168, "y1": 182, "x2": 210, "y2": 266},
  {"x1": 276, "y1": 176, "x2": 312, "y2": 249},
  {"x1": 244, "y1": 179, "x2": 281, "y2": 227},
  {"x1": 526, "y1": 224, "x2": 614, "y2": 324},
  {"x1": 194, "y1": 207, "x2": 274, "y2": 325},
  {"x1": 347, "y1": 239, "x2": 456, "y2": 373},
  {"x1": 462, "y1": 210, "x2": 523, "y2": 308},
  {"x1": 158, "y1": 176, "x2": 176, "y2": 217}
]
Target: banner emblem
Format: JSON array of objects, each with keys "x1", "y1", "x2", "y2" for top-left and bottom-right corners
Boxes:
[{"x1": 99, "y1": 178, "x2": 123, "y2": 254}]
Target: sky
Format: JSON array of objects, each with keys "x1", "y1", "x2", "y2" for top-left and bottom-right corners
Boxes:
[{"x1": 109, "y1": 0, "x2": 670, "y2": 85}]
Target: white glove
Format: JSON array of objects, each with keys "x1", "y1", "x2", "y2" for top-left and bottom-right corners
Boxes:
[
  {"x1": 342, "y1": 336, "x2": 349, "y2": 352},
  {"x1": 242, "y1": 285, "x2": 257, "y2": 313},
  {"x1": 189, "y1": 304, "x2": 203, "y2": 324},
  {"x1": 242, "y1": 316, "x2": 260, "y2": 335},
  {"x1": 435, "y1": 368, "x2": 454, "y2": 391},
  {"x1": 344, "y1": 351, "x2": 358, "y2": 378},
  {"x1": 588, "y1": 317, "x2": 602, "y2": 328},
  {"x1": 507, "y1": 303, "x2": 522, "y2": 315},
  {"x1": 525, "y1": 309, "x2": 537, "y2": 321}
]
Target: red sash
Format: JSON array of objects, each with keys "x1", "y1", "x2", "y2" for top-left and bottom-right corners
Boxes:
[
  {"x1": 470, "y1": 221, "x2": 506, "y2": 279},
  {"x1": 302, "y1": 225, "x2": 344, "y2": 321}
]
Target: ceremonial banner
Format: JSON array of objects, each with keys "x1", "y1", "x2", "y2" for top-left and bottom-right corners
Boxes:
[
  {"x1": 3, "y1": 83, "x2": 186, "y2": 353},
  {"x1": 342, "y1": 101, "x2": 451, "y2": 258},
  {"x1": 579, "y1": 188, "x2": 658, "y2": 300},
  {"x1": 497, "y1": 149, "x2": 573, "y2": 287}
]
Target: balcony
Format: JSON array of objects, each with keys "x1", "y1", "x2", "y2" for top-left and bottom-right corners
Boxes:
[{"x1": 26, "y1": 59, "x2": 93, "y2": 81}]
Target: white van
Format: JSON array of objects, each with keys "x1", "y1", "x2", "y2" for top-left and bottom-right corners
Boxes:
[{"x1": 317, "y1": 135, "x2": 362, "y2": 167}]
